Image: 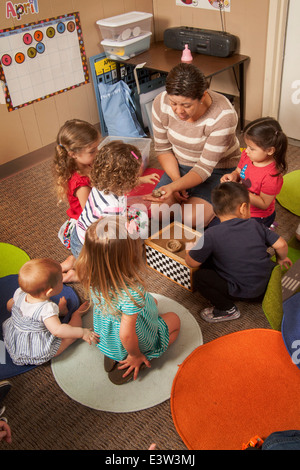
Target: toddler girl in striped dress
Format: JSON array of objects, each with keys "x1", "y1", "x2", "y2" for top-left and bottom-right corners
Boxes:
[
  {"x1": 3, "y1": 258, "x2": 99, "y2": 365},
  {"x1": 75, "y1": 216, "x2": 181, "y2": 385}
]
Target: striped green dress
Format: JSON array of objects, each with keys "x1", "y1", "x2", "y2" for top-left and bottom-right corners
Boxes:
[{"x1": 92, "y1": 285, "x2": 169, "y2": 362}]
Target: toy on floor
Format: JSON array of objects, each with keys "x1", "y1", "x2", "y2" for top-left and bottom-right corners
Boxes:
[
  {"x1": 145, "y1": 221, "x2": 202, "y2": 291},
  {"x1": 242, "y1": 435, "x2": 264, "y2": 450}
]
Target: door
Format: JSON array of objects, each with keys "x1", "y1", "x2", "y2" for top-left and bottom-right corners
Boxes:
[{"x1": 278, "y1": 0, "x2": 300, "y2": 140}]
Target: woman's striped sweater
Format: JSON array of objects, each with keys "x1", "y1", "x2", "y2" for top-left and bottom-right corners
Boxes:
[{"x1": 152, "y1": 90, "x2": 241, "y2": 182}]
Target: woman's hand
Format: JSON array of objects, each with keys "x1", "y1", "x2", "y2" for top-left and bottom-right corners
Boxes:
[
  {"x1": 146, "y1": 181, "x2": 188, "y2": 204},
  {"x1": 159, "y1": 183, "x2": 189, "y2": 203}
]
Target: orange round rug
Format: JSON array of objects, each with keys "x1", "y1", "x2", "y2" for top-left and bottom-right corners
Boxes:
[{"x1": 171, "y1": 329, "x2": 300, "y2": 450}]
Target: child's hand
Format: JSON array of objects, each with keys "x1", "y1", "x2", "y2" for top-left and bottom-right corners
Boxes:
[
  {"x1": 58, "y1": 296, "x2": 68, "y2": 316},
  {"x1": 220, "y1": 172, "x2": 235, "y2": 183},
  {"x1": 277, "y1": 257, "x2": 293, "y2": 270},
  {"x1": 82, "y1": 328, "x2": 100, "y2": 345},
  {"x1": 0, "y1": 420, "x2": 12, "y2": 444},
  {"x1": 139, "y1": 173, "x2": 161, "y2": 185},
  {"x1": 6, "y1": 298, "x2": 14, "y2": 312},
  {"x1": 172, "y1": 190, "x2": 189, "y2": 204},
  {"x1": 118, "y1": 353, "x2": 151, "y2": 381},
  {"x1": 185, "y1": 241, "x2": 197, "y2": 252}
]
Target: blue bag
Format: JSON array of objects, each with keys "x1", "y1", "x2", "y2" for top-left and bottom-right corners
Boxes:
[{"x1": 98, "y1": 81, "x2": 145, "y2": 138}]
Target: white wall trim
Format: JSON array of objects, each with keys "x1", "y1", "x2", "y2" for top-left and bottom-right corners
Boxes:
[{"x1": 262, "y1": 0, "x2": 289, "y2": 117}]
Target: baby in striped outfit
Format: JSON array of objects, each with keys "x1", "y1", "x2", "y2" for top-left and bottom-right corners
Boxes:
[{"x1": 3, "y1": 258, "x2": 99, "y2": 365}]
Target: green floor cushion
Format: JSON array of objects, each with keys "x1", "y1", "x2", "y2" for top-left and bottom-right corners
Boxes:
[{"x1": 276, "y1": 170, "x2": 300, "y2": 216}]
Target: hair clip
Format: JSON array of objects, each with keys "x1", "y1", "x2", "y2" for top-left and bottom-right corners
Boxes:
[
  {"x1": 58, "y1": 143, "x2": 65, "y2": 149},
  {"x1": 131, "y1": 151, "x2": 139, "y2": 160},
  {"x1": 126, "y1": 218, "x2": 139, "y2": 235}
]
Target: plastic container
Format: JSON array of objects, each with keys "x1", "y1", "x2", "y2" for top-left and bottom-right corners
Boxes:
[
  {"x1": 98, "y1": 135, "x2": 151, "y2": 170},
  {"x1": 101, "y1": 32, "x2": 152, "y2": 61},
  {"x1": 97, "y1": 11, "x2": 152, "y2": 42}
]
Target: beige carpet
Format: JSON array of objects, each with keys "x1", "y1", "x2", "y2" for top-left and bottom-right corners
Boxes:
[
  {"x1": 51, "y1": 294, "x2": 203, "y2": 412},
  {"x1": 0, "y1": 140, "x2": 299, "y2": 450}
]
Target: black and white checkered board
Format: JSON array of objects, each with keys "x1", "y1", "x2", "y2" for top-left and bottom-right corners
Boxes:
[{"x1": 145, "y1": 244, "x2": 192, "y2": 290}]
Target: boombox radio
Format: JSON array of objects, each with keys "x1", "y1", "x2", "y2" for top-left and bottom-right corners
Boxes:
[{"x1": 164, "y1": 26, "x2": 238, "y2": 58}]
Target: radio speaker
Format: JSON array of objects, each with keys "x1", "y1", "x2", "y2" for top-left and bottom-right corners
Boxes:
[{"x1": 164, "y1": 26, "x2": 238, "y2": 58}]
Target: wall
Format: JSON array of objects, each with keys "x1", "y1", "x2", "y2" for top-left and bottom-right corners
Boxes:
[
  {"x1": 0, "y1": 0, "x2": 270, "y2": 167},
  {"x1": 0, "y1": 0, "x2": 153, "y2": 165},
  {"x1": 153, "y1": 0, "x2": 270, "y2": 124}
]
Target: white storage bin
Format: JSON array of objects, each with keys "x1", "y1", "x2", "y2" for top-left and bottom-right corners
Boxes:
[
  {"x1": 97, "y1": 11, "x2": 152, "y2": 42},
  {"x1": 98, "y1": 135, "x2": 151, "y2": 170},
  {"x1": 101, "y1": 32, "x2": 152, "y2": 61}
]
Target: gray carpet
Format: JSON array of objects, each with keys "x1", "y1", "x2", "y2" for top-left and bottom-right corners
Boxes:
[{"x1": 0, "y1": 141, "x2": 299, "y2": 450}]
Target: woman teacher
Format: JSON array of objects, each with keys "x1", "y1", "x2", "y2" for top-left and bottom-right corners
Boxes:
[{"x1": 150, "y1": 63, "x2": 241, "y2": 228}]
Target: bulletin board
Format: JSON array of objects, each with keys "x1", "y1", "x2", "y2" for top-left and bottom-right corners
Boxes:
[{"x1": 0, "y1": 12, "x2": 89, "y2": 112}]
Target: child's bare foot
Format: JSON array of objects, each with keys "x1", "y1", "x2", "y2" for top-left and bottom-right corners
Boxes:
[
  {"x1": 62, "y1": 269, "x2": 79, "y2": 283},
  {"x1": 61, "y1": 255, "x2": 76, "y2": 273}
]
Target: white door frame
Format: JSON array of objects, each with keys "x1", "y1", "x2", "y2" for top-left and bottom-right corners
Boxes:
[{"x1": 262, "y1": 0, "x2": 289, "y2": 118}]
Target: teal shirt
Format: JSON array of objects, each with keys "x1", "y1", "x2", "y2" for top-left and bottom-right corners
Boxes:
[{"x1": 92, "y1": 285, "x2": 169, "y2": 361}]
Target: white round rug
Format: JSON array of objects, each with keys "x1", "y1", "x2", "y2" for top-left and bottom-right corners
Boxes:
[{"x1": 51, "y1": 294, "x2": 203, "y2": 413}]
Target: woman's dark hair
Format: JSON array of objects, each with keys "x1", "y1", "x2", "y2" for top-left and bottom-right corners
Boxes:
[
  {"x1": 165, "y1": 63, "x2": 208, "y2": 100},
  {"x1": 243, "y1": 117, "x2": 288, "y2": 175},
  {"x1": 211, "y1": 182, "x2": 250, "y2": 217}
]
